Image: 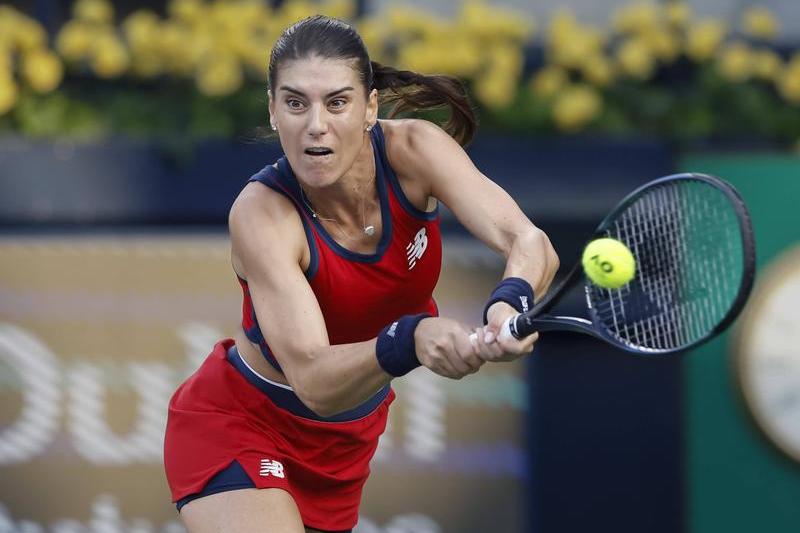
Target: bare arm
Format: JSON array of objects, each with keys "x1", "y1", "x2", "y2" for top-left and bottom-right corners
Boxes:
[
  {"x1": 229, "y1": 184, "x2": 391, "y2": 417},
  {"x1": 229, "y1": 183, "x2": 483, "y2": 417},
  {"x1": 385, "y1": 119, "x2": 560, "y2": 356},
  {"x1": 386, "y1": 119, "x2": 559, "y2": 299}
]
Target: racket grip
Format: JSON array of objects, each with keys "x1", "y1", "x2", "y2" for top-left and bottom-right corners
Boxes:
[
  {"x1": 468, "y1": 315, "x2": 525, "y2": 345},
  {"x1": 469, "y1": 315, "x2": 524, "y2": 346},
  {"x1": 498, "y1": 315, "x2": 522, "y2": 342}
]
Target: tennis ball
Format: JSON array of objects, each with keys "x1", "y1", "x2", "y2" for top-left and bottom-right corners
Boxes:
[{"x1": 582, "y1": 238, "x2": 636, "y2": 289}]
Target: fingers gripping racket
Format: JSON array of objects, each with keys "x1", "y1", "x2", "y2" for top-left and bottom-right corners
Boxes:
[{"x1": 498, "y1": 173, "x2": 755, "y2": 355}]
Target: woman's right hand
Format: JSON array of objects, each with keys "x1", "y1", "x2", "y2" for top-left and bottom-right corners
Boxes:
[{"x1": 413, "y1": 317, "x2": 485, "y2": 379}]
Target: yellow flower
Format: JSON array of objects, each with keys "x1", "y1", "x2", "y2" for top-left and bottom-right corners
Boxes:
[
  {"x1": 15, "y1": 18, "x2": 47, "y2": 51},
  {"x1": 0, "y1": 75, "x2": 18, "y2": 116},
  {"x1": 530, "y1": 66, "x2": 568, "y2": 97},
  {"x1": 90, "y1": 32, "x2": 130, "y2": 78},
  {"x1": 612, "y1": 1, "x2": 660, "y2": 34},
  {"x1": 280, "y1": 1, "x2": 317, "y2": 29},
  {"x1": 0, "y1": 6, "x2": 22, "y2": 43},
  {"x1": 0, "y1": 45, "x2": 11, "y2": 72},
  {"x1": 717, "y1": 42, "x2": 754, "y2": 83},
  {"x1": 474, "y1": 70, "x2": 517, "y2": 109},
  {"x1": 74, "y1": 0, "x2": 115, "y2": 24},
  {"x1": 550, "y1": 24, "x2": 605, "y2": 69},
  {"x1": 686, "y1": 20, "x2": 728, "y2": 62},
  {"x1": 777, "y1": 64, "x2": 800, "y2": 104},
  {"x1": 402, "y1": 30, "x2": 483, "y2": 77},
  {"x1": 56, "y1": 21, "x2": 95, "y2": 61},
  {"x1": 131, "y1": 52, "x2": 164, "y2": 78},
  {"x1": 210, "y1": 1, "x2": 241, "y2": 32},
  {"x1": 238, "y1": 36, "x2": 270, "y2": 76},
  {"x1": 235, "y1": 0, "x2": 272, "y2": 24},
  {"x1": 665, "y1": 2, "x2": 691, "y2": 27},
  {"x1": 752, "y1": 48, "x2": 782, "y2": 80},
  {"x1": 552, "y1": 84, "x2": 602, "y2": 132},
  {"x1": 460, "y1": 1, "x2": 532, "y2": 41},
  {"x1": 547, "y1": 9, "x2": 606, "y2": 69},
  {"x1": 397, "y1": 41, "x2": 437, "y2": 74},
  {"x1": 160, "y1": 22, "x2": 195, "y2": 75},
  {"x1": 169, "y1": 0, "x2": 204, "y2": 25},
  {"x1": 742, "y1": 6, "x2": 778, "y2": 40},
  {"x1": 387, "y1": 6, "x2": 427, "y2": 33},
  {"x1": 581, "y1": 55, "x2": 615, "y2": 87},
  {"x1": 319, "y1": 0, "x2": 356, "y2": 20},
  {"x1": 548, "y1": 9, "x2": 578, "y2": 43},
  {"x1": 358, "y1": 19, "x2": 388, "y2": 62},
  {"x1": 446, "y1": 38, "x2": 482, "y2": 77},
  {"x1": 786, "y1": 52, "x2": 800, "y2": 72},
  {"x1": 123, "y1": 10, "x2": 160, "y2": 50},
  {"x1": 196, "y1": 53, "x2": 243, "y2": 97},
  {"x1": 487, "y1": 44, "x2": 524, "y2": 77},
  {"x1": 643, "y1": 28, "x2": 681, "y2": 63},
  {"x1": 616, "y1": 38, "x2": 656, "y2": 80},
  {"x1": 21, "y1": 49, "x2": 63, "y2": 93}
]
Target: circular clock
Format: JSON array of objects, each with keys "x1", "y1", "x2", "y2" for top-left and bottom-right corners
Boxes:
[{"x1": 736, "y1": 244, "x2": 800, "y2": 464}]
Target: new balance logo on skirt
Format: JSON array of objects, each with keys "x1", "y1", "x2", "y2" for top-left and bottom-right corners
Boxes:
[{"x1": 260, "y1": 459, "x2": 285, "y2": 478}]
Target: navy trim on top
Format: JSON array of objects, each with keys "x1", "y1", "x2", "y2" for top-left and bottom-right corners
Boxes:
[
  {"x1": 248, "y1": 166, "x2": 319, "y2": 280},
  {"x1": 372, "y1": 122, "x2": 439, "y2": 222},
  {"x1": 227, "y1": 345, "x2": 390, "y2": 423},
  {"x1": 277, "y1": 145, "x2": 393, "y2": 264}
]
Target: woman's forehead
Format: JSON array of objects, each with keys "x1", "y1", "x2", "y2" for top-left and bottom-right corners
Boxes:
[{"x1": 276, "y1": 56, "x2": 362, "y2": 94}]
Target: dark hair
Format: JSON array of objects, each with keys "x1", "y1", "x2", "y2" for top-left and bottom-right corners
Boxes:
[{"x1": 268, "y1": 15, "x2": 477, "y2": 146}]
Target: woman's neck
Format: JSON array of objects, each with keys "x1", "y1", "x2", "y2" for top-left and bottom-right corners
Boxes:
[{"x1": 302, "y1": 134, "x2": 376, "y2": 223}]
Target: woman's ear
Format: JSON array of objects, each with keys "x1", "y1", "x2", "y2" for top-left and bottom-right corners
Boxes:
[
  {"x1": 267, "y1": 90, "x2": 276, "y2": 130},
  {"x1": 366, "y1": 88, "x2": 378, "y2": 128}
]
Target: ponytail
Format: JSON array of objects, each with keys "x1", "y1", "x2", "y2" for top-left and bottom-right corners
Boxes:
[{"x1": 370, "y1": 61, "x2": 477, "y2": 147}]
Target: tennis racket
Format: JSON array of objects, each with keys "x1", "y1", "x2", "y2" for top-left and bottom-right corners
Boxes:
[{"x1": 494, "y1": 173, "x2": 755, "y2": 356}]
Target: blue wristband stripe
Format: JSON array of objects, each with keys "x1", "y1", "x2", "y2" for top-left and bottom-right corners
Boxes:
[
  {"x1": 376, "y1": 313, "x2": 430, "y2": 377},
  {"x1": 483, "y1": 277, "x2": 534, "y2": 324}
]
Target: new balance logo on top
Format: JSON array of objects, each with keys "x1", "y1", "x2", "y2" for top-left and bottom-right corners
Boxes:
[
  {"x1": 260, "y1": 459, "x2": 285, "y2": 478},
  {"x1": 520, "y1": 296, "x2": 529, "y2": 312},
  {"x1": 406, "y1": 228, "x2": 428, "y2": 270}
]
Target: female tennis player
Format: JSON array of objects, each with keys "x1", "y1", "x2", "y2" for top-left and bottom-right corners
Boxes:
[{"x1": 164, "y1": 15, "x2": 559, "y2": 533}]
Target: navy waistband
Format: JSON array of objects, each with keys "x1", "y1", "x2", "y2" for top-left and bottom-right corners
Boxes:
[{"x1": 226, "y1": 345, "x2": 390, "y2": 423}]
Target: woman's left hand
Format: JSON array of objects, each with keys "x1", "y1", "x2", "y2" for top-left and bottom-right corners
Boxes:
[{"x1": 472, "y1": 301, "x2": 539, "y2": 362}]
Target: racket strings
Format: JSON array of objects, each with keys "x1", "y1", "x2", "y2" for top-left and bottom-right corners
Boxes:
[{"x1": 588, "y1": 180, "x2": 745, "y2": 351}]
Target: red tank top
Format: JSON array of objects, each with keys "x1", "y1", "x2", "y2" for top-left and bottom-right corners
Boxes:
[{"x1": 239, "y1": 122, "x2": 442, "y2": 371}]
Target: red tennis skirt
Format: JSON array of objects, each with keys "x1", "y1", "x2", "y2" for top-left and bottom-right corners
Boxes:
[{"x1": 164, "y1": 339, "x2": 394, "y2": 531}]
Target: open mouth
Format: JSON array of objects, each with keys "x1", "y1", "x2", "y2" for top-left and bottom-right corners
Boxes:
[{"x1": 304, "y1": 147, "x2": 333, "y2": 156}]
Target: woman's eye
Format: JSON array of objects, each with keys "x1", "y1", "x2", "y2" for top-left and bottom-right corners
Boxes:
[
  {"x1": 287, "y1": 99, "x2": 304, "y2": 110},
  {"x1": 329, "y1": 99, "x2": 347, "y2": 109}
]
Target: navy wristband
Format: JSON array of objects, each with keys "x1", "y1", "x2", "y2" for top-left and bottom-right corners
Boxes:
[
  {"x1": 376, "y1": 313, "x2": 430, "y2": 377},
  {"x1": 483, "y1": 277, "x2": 534, "y2": 324}
]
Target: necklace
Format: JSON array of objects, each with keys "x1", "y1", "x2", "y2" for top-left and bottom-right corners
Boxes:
[{"x1": 299, "y1": 181, "x2": 376, "y2": 240}]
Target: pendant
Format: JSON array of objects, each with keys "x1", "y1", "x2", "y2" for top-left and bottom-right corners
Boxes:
[{"x1": 364, "y1": 225, "x2": 375, "y2": 236}]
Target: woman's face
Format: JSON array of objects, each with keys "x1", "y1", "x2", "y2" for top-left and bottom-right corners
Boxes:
[{"x1": 269, "y1": 56, "x2": 378, "y2": 188}]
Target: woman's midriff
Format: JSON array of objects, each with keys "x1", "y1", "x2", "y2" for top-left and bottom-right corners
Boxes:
[{"x1": 233, "y1": 328, "x2": 292, "y2": 386}]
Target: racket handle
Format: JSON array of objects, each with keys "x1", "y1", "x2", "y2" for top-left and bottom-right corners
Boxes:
[
  {"x1": 468, "y1": 314, "x2": 527, "y2": 345},
  {"x1": 497, "y1": 315, "x2": 519, "y2": 341}
]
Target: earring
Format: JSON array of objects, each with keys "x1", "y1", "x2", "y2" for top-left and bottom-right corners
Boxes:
[
  {"x1": 271, "y1": 123, "x2": 277, "y2": 132},
  {"x1": 365, "y1": 124, "x2": 373, "y2": 132}
]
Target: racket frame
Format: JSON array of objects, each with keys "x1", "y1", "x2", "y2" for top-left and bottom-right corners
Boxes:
[{"x1": 507, "y1": 173, "x2": 756, "y2": 356}]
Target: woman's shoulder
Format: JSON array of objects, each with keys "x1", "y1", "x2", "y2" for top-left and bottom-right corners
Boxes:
[
  {"x1": 229, "y1": 174, "x2": 301, "y2": 237},
  {"x1": 380, "y1": 118, "x2": 456, "y2": 172},
  {"x1": 229, "y1": 178, "x2": 308, "y2": 276}
]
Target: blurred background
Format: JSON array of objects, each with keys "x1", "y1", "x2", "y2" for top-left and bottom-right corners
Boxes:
[{"x1": 1, "y1": 0, "x2": 799, "y2": 532}]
